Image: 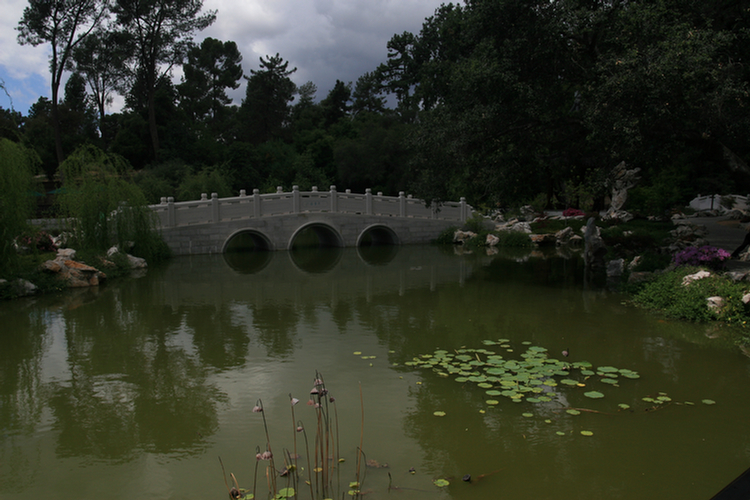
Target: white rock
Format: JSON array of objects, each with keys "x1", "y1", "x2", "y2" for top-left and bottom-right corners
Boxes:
[
  {"x1": 682, "y1": 270, "x2": 711, "y2": 286},
  {"x1": 707, "y1": 296, "x2": 725, "y2": 312},
  {"x1": 126, "y1": 254, "x2": 147, "y2": 269}
]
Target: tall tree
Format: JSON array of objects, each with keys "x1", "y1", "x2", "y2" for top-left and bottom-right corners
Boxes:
[
  {"x1": 17, "y1": 0, "x2": 108, "y2": 166},
  {"x1": 177, "y1": 37, "x2": 243, "y2": 135},
  {"x1": 72, "y1": 28, "x2": 133, "y2": 140},
  {"x1": 320, "y1": 80, "x2": 351, "y2": 128},
  {"x1": 239, "y1": 53, "x2": 297, "y2": 144},
  {"x1": 114, "y1": 0, "x2": 215, "y2": 158}
]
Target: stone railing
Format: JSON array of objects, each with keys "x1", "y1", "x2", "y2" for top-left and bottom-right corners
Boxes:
[{"x1": 150, "y1": 186, "x2": 471, "y2": 228}]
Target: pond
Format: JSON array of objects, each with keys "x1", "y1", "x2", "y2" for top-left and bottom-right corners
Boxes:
[{"x1": 1, "y1": 245, "x2": 749, "y2": 500}]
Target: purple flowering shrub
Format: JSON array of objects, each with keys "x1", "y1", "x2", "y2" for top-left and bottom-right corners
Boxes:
[
  {"x1": 672, "y1": 245, "x2": 731, "y2": 269},
  {"x1": 562, "y1": 208, "x2": 586, "y2": 217}
]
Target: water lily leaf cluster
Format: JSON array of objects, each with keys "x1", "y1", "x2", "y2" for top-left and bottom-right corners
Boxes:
[{"x1": 406, "y1": 340, "x2": 641, "y2": 404}]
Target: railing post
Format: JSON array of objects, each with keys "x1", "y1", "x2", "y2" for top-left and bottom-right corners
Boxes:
[
  {"x1": 253, "y1": 188, "x2": 261, "y2": 217},
  {"x1": 211, "y1": 192, "x2": 219, "y2": 223},
  {"x1": 240, "y1": 189, "x2": 246, "y2": 197},
  {"x1": 399, "y1": 191, "x2": 406, "y2": 217},
  {"x1": 293, "y1": 185, "x2": 300, "y2": 213},
  {"x1": 431, "y1": 201, "x2": 438, "y2": 219},
  {"x1": 365, "y1": 188, "x2": 373, "y2": 215},
  {"x1": 330, "y1": 185, "x2": 338, "y2": 213},
  {"x1": 460, "y1": 197, "x2": 467, "y2": 222},
  {"x1": 167, "y1": 197, "x2": 175, "y2": 227}
]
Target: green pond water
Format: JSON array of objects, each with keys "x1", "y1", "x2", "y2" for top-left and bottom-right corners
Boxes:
[{"x1": 1, "y1": 245, "x2": 749, "y2": 500}]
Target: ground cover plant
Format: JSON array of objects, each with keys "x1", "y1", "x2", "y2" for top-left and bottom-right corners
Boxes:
[{"x1": 633, "y1": 267, "x2": 750, "y2": 326}]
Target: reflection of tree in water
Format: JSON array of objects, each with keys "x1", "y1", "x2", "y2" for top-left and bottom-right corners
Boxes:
[
  {"x1": 251, "y1": 303, "x2": 300, "y2": 358},
  {"x1": 0, "y1": 306, "x2": 50, "y2": 491},
  {"x1": 330, "y1": 300, "x2": 355, "y2": 334},
  {"x1": 46, "y1": 280, "x2": 222, "y2": 460},
  {"x1": 0, "y1": 306, "x2": 49, "y2": 434},
  {"x1": 182, "y1": 304, "x2": 250, "y2": 369}
]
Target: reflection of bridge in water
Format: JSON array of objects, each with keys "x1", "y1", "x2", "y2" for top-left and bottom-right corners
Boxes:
[
  {"x1": 150, "y1": 186, "x2": 472, "y2": 255},
  {"x1": 158, "y1": 245, "x2": 484, "y2": 309}
]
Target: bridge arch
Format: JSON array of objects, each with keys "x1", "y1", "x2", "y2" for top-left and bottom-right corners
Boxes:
[
  {"x1": 288, "y1": 222, "x2": 344, "y2": 250},
  {"x1": 223, "y1": 229, "x2": 274, "y2": 252},
  {"x1": 356, "y1": 224, "x2": 400, "y2": 247}
]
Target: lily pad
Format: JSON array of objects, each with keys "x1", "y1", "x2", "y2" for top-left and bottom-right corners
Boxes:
[
  {"x1": 433, "y1": 411, "x2": 446, "y2": 417},
  {"x1": 580, "y1": 430, "x2": 593, "y2": 436},
  {"x1": 522, "y1": 412, "x2": 534, "y2": 418},
  {"x1": 618, "y1": 403, "x2": 631, "y2": 410},
  {"x1": 566, "y1": 409, "x2": 581, "y2": 415},
  {"x1": 600, "y1": 378, "x2": 618, "y2": 385},
  {"x1": 434, "y1": 479, "x2": 450, "y2": 487},
  {"x1": 556, "y1": 431, "x2": 566, "y2": 436},
  {"x1": 584, "y1": 391, "x2": 604, "y2": 399},
  {"x1": 597, "y1": 366, "x2": 619, "y2": 373},
  {"x1": 702, "y1": 399, "x2": 716, "y2": 405}
]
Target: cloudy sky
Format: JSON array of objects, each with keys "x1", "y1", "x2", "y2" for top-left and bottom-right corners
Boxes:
[{"x1": 0, "y1": 0, "x2": 447, "y2": 115}]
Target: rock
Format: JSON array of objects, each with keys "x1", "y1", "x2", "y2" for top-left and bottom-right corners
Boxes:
[
  {"x1": 568, "y1": 234, "x2": 584, "y2": 247},
  {"x1": 496, "y1": 221, "x2": 532, "y2": 233},
  {"x1": 530, "y1": 234, "x2": 556, "y2": 246},
  {"x1": 742, "y1": 293, "x2": 750, "y2": 305},
  {"x1": 727, "y1": 270, "x2": 750, "y2": 282},
  {"x1": 42, "y1": 256, "x2": 106, "y2": 288},
  {"x1": 13, "y1": 279, "x2": 38, "y2": 296},
  {"x1": 604, "y1": 161, "x2": 641, "y2": 220},
  {"x1": 584, "y1": 217, "x2": 606, "y2": 268},
  {"x1": 628, "y1": 256, "x2": 642, "y2": 270},
  {"x1": 57, "y1": 248, "x2": 76, "y2": 260},
  {"x1": 555, "y1": 226, "x2": 573, "y2": 245},
  {"x1": 607, "y1": 259, "x2": 625, "y2": 277},
  {"x1": 486, "y1": 234, "x2": 499, "y2": 247},
  {"x1": 453, "y1": 230, "x2": 477, "y2": 244},
  {"x1": 107, "y1": 245, "x2": 119, "y2": 257},
  {"x1": 43, "y1": 259, "x2": 63, "y2": 273},
  {"x1": 682, "y1": 270, "x2": 711, "y2": 286},
  {"x1": 126, "y1": 254, "x2": 147, "y2": 269},
  {"x1": 707, "y1": 296, "x2": 725, "y2": 312}
]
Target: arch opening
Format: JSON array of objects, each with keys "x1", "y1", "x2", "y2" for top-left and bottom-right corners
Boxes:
[
  {"x1": 222, "y1": 230, "x2": 274, "y2": 274},
  {"x1": 357, "y1": 225, "x2": 400, "y2": 265},
  {"x1": 357, "y1": 225, "x2": 399, "y2": 247},
  {"x1": 224, "y1": 230, "x2": 273, "y2": 252},
  {"x1": 289, "y1": 224, "x2": 344, "y2": 250}
]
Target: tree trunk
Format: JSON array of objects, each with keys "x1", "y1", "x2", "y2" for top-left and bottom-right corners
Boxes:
[{"x1": 147, "y1": 88, "x2": 160, "y2": 159}]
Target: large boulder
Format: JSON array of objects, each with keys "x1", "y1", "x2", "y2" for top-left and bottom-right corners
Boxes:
[{"x1": 42, "y1": 256, "x2": 107, "y2": 288}]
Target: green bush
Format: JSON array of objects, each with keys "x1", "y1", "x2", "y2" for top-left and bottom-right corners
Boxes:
[
  {"x1": 633, "y1": 267, "x2": 750, "y2": 325},
  {"x1": 0, "y1": 139, "x2": 39, "y2": 277},
  {"x1": 56, "y1": 145, "x2": 170, "y2": 263}
]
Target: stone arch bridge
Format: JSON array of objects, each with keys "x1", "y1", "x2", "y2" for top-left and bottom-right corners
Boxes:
[{"x1": 151, "y1": 186, "x2": 472, "y2": 255}]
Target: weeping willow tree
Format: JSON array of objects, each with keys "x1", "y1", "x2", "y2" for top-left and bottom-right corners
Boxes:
[
  {"x1": 0, "y1": 139, "x2": 38, "y2": 275},
  {"x1": 56, "y1": 144, "x2": 170, "y2": 262}
]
